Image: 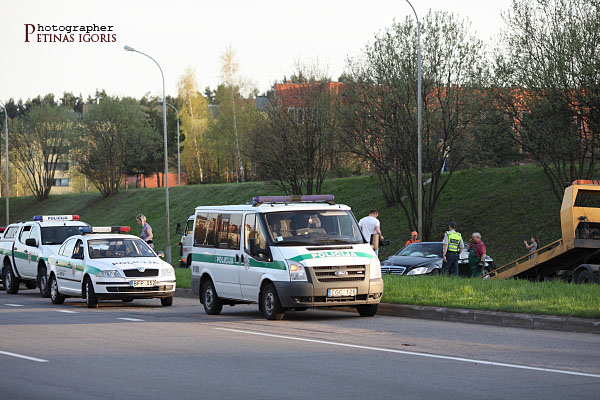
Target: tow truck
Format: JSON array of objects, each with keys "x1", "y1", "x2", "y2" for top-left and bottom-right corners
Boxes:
[
  {"x1": 0, "y1": 215, "x2": 89, "y2": 296},
  {"x1": 484, "y1": 180, "x2": 600, "y2": 283}
]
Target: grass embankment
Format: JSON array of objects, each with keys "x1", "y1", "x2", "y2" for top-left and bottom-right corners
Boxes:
[{"x1": 383, "y1": 275, "x2": 600, "y2": 318}]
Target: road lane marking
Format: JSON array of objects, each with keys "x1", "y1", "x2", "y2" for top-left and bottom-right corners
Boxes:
[
  {"x1": 56, "y1": 310, "x2": 79, "y2": 314},
  {"x1": 215, "y1": 327, "x2": 600, "y2": 379},
  {"x1": 5, "y1": 304, "x2": 24, "y2": 307},
  {"x1": 0, "y1": 351, "x2": 48, "y2": 363},
  {"x1": 117, "y1": 318, "x2": 144, "y2": 322}
]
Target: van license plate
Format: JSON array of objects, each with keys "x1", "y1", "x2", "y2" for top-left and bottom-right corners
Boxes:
[
  {"x1": 131, "y1": 280, "x2": 157, "y2": 287},
  {"x1": 327, "y1": 288, "x2": 357, "y2": 297}
]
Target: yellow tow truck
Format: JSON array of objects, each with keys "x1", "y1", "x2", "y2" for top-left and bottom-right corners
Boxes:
[{"x1": 484, "y1": 180, "x2": 600, "y2": 283}]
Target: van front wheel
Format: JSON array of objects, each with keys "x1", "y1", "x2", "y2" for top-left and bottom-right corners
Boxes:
[{"x1": 262, "y1": 283, "x2": 285, "y2": 320}]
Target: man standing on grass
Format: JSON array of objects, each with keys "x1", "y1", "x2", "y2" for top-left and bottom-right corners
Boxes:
[
  {"x1": 441, "y1": 221, "x2": 464, "y2": 276},
  {"x1": 359, "y1": 210, "x2": 384, "y2": 255},
  {"x1": 467, "y1": 232, "x2": 487, "y2": 277}
]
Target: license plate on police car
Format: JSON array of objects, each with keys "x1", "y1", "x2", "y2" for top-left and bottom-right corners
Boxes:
[
  {"x1": 131, "y1": 280, "x2": 157, "y2": 287},
  {"x1": 327, "y1": 288, "x2": 357, "y2": 297}
]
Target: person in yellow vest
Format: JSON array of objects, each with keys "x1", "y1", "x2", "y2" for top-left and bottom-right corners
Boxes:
[{"x1": 441, "y1": 221, "x2": 464, "y2": 276}]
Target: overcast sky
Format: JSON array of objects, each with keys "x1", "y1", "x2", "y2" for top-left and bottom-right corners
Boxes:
[{"x1": 1, "y1": 0, "x2": 512, "y2": 102}]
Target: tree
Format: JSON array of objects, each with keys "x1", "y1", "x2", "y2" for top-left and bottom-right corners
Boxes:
[
  {"x1": 10, "y1": 104, "x2": 75, "y2": 200},
  {"x1": 177, "y1": 68, "x2": 212, "y2": 184},
  {"x1": 250, "y1": 64, "x2": 339, "y2": 194},
  {"x1": 75, "y1": 97, "x2": 152, "y2": 196},
  {"x1": 494, "y1": 0, "x2": 600, "y2": 202},
  {"x1": 341, "y1": 11, "x2": 488, "y2": 240}
]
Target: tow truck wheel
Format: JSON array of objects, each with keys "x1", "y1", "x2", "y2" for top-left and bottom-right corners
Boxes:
[
  {"x1": 261, "y1": 283, "x2": 285, "y2": 320},
  {"x1": 85, "y1": 278, "x2": 98, "y2": 308},
  {"x1": 160, "y1": 296, "x2": 173, "y2": 307},
  {"x1": 4, "y1": 265, "x2": 20, "y2": 294},
  {"x1": 357, "y1": 304, "x2": 379, "y2": 317},
  {"x1": 38, "y1": 266, "x2": 50, "y2": 298},
  {"x1": 49, "y1": 274, "x2": 65, "y2": 305},
  {"x1": 201, "y1": 280, "x2": 223, "y2": 315},
  {"x1": 576, "y1": 270, "x2": 597, "y2": 284}
]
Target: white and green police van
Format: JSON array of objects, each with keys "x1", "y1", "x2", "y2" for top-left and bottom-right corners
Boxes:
[{"x1": 190, "y1": 195, "x2": 384, "y2": 320}]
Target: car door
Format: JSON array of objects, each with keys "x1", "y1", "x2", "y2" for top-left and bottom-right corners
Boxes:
[
  {"x1": 55, "y1": 238, "x2": 77, "y2": 292},
  {"x1": 69, "y1": 239, "x2": 86, "y2": 293},
  {"x1": 25, "y1": 224, "x2": 42, "y2": 278},
  {"x1": 240, "y1": 213, "x2": 270, "y2": 301},
  {"x1": 13, "y1": 224, "x2": 34, "y2": 278},
  {"x1": 212, "y1": 213, "x2": 243, "y2": 300}
]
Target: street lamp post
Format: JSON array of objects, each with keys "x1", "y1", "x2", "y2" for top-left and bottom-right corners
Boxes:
[
  {"x1": 405, "y1": 0, "x2": 423, "y2": 238},
  {"x1": 124, "y1": 45, "x2": 172, "y2": 264},
  {"x1": 161, "y1": 101, "x2": 181, "y2": 186},
  {"x1": 0, "y1": 100, "x2": 8, "y2": 225}
]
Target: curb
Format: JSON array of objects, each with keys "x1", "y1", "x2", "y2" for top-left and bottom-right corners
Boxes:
[{"x1": 174, "y1": 288, "x2": 600, "y2": 334}]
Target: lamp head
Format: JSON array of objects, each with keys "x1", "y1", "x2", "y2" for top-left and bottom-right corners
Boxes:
[{"x1": 124, "y1": 45, "x2": 135, "y2": 52}]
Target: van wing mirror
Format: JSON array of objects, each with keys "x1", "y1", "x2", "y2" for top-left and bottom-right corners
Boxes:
[
  {"x1": 175, "y1": 222, "x2": 182, "y2": 235},
  {"x1": 370, "y1": 234, "x2": 379, "y2": 251},
  {"x1": 25, "y1": 238, "x2": 38, "y2": 248}
]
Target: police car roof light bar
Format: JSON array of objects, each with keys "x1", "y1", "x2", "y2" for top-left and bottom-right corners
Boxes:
[
  {"x1": 252, "y1": 194, "x2": 335, "y2": 206},
  {"x1": 79, "y1": 226, "x2": 131, "y2": 234},
  {"x1": 33, "y1": 215, "x2": 80, "y2": 222}
]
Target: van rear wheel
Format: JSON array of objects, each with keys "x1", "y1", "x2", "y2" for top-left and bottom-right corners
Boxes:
[
  {"x1": 202, "y1": 280, "x2": 223, "y2": 315},
  {"x1": 262, "y1": 283, "x2": 285, "y2": 320}
]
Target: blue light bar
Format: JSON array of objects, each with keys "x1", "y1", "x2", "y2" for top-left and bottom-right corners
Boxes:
[
  {"x1": 252, "y1": 194, "x2": 335, "y2": 206},
  {"x1": 79, "y1": 226, "x2": 131, "y2": 234},
  {"x1": 33, "y1": 216, "x2": 42, "y2": 221},
  {"x1": 79, "y1": 227, "x2": 92, "y2": 234},
  {"x1": 33, "y1": 215, "x2": 79, "y2": 222}
]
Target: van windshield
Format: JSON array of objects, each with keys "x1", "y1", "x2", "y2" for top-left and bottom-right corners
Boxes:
[{"x1": 264, "y1": 210, "x2": 364, "y2": 246}]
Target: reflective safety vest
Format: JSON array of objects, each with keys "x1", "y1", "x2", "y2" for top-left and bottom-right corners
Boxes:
[{"x1": 446, "y1": 230, "x2": 462, "y2": 252}]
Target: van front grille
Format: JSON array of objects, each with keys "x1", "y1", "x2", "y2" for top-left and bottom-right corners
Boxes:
[{"x1": 312, "y1": 265, "x2": 366, "y2": 282}]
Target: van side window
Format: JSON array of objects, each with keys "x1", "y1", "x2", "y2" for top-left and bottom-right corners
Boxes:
[
  {"x1": 244, "y1": 213, "x2": 268, "y2": 256},
  {"x1": 194, "y1": 212, "x2": 215, "y2": 247},
  {"x1": 184, "y1": 219, "x2": 193, "y2": 235},
  {"x1": 215, "y1": 213, "x2": 242, "y2": 250}
]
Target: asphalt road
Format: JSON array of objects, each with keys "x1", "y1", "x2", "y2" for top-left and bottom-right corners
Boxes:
[{"x1": 1, "y1": 287, "x2": 599, "y2": 400}]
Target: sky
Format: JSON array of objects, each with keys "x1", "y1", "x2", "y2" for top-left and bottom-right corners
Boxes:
[{"x1": 1, "y1": 0, "x2": 512, "y2": 102}]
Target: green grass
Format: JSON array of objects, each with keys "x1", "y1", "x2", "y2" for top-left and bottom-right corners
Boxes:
[
  {"x1": 382, "y1": 275, "x2": 600, "y2": 318},
  {"x1": 175, "y1": 267, "x2": 191, "y2": 289}
]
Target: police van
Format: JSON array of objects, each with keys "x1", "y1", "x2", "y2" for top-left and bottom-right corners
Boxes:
[{"x1": 190, "y1": 195, "x2": 384, "y2": 320}]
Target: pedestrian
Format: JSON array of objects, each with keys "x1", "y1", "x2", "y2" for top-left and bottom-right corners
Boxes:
[
  {"x1": 136, "y1": 213, "x2": 154, "y2": 249},
  {"x1": 467, "y1": 232, "x2": 487, "y2": 278},
  {"x1": 441, "y1": 221, "x2": 464, "y2": 276},
  {"x1": 359, "y1": 210, "x2": 384, "y2": 255},
  {"x1": 524, "y1": 235, "x2": 538, "y2": 259},
  {"x1": 405, "y1": 231, "x2": 420, "y2": 247}
]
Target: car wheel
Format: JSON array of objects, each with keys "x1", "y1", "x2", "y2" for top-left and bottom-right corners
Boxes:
[
  {"x1": 261, "y1": 283, "x2": 285, "y2": 320},
  {"x1": 38, "y1": 266, "x2": 50, "y2": 298},
  {"x1": 161, "y1": 297, "x2": 173, "y2": 307},
  {"x1": 428, "y1": 269, "x2": 440, "y2": 276},
  {"x1": 4, "y1": 265, "x2": 20, "y2": 294},
  {"x1": 293, "y1": 307, "x2": 308, "y2": 311},
  {"x1": 25, "y1": 280, "x2": 37, "y2": 290},
  {"x1": 201, "y1": 280, "x2": 222, "y2": 315},
  {"x1": 49, "y1": 274, "x2": 65, "y2": 305},
  {"x1": 576, "y1": 270, "x2": 597, "y2": 284},
  {"x1": 357, "y1": 304, "x2": 379, "y2": 317},
  {"x1": 85, "y1": 277, "x2": 98, "y2": 308}
]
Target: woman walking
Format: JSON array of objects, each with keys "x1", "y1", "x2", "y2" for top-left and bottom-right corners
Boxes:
[{"x1": 137, "y1": 214, "x2": 154, "y2": 249}]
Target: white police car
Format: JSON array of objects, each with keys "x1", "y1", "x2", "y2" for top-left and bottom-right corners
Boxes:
[{"x1": 48, "y1": 226, "x2": 176, "y2": 308}]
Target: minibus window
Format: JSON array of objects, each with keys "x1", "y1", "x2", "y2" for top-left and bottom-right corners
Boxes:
[
  {"x1": 244, "y1": 213, "x2": 268, "y2": 258},
  {"x1": 194, "y1": 212, "x2": 217, "y2": 247}
]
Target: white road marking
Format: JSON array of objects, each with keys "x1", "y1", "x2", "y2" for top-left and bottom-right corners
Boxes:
[
  {"x1": 0, "y1": 351, "x2": 48, "y2": 363},
  {"x1": 117, "y1": 318, "x2": 144, "y2": 322},
  {"x1": 56, "y1": 310, "x2": 79, "y2": 314},
  {"x1": 5, "y1": 304, "x2": 24, "y2": 307},
  {"x1": 215, "y1": 327, "x2": 600, "y2": 379}
]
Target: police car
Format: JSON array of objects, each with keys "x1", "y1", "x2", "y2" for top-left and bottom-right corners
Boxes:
[
  {"x1": 0, "y1": 215, "x2": 89, "y2": 297},
  {"x1": 48, "y1": 226, "x2": 176, "y2": 308}
]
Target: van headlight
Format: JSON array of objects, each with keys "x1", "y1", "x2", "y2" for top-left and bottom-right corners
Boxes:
[
  {"x1": 286, "y1": 260, "x2": 307, "y2": 281},
  {"x1": 370, "y1": 258, "x2": 381, "y2": 279},
  {"x1": 97, "y1": 270, "x2": 122, "y2": 278}
]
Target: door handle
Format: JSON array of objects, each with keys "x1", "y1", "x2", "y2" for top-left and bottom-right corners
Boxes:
[
  {"x1": 24, "y1": 250, "x2": 28, "y2": 254},
  {"x1": 236, "y1": 254, "x2": 240, "y2": 263}
]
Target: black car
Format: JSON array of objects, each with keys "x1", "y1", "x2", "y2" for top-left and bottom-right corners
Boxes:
[{"x1": 381, "y1": 242, "x2": 495, "y2": 276}]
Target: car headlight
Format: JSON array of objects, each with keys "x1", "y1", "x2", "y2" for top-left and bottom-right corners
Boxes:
[
  {"x1": 160, "y1": 267, "x2": 175, "y2": 277},
  {"x1": 286, "y1": 260, "x2": 307, "y2": 281},
  {"x1": 370, "y1": 258, "x2": 381, "y2": 279},
  {"x1": 97, "y1": 270, "x2": 122, "y2": 278},
  {"x1": 406, "y1": 267, "x2": 429, "y2": 275}
]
